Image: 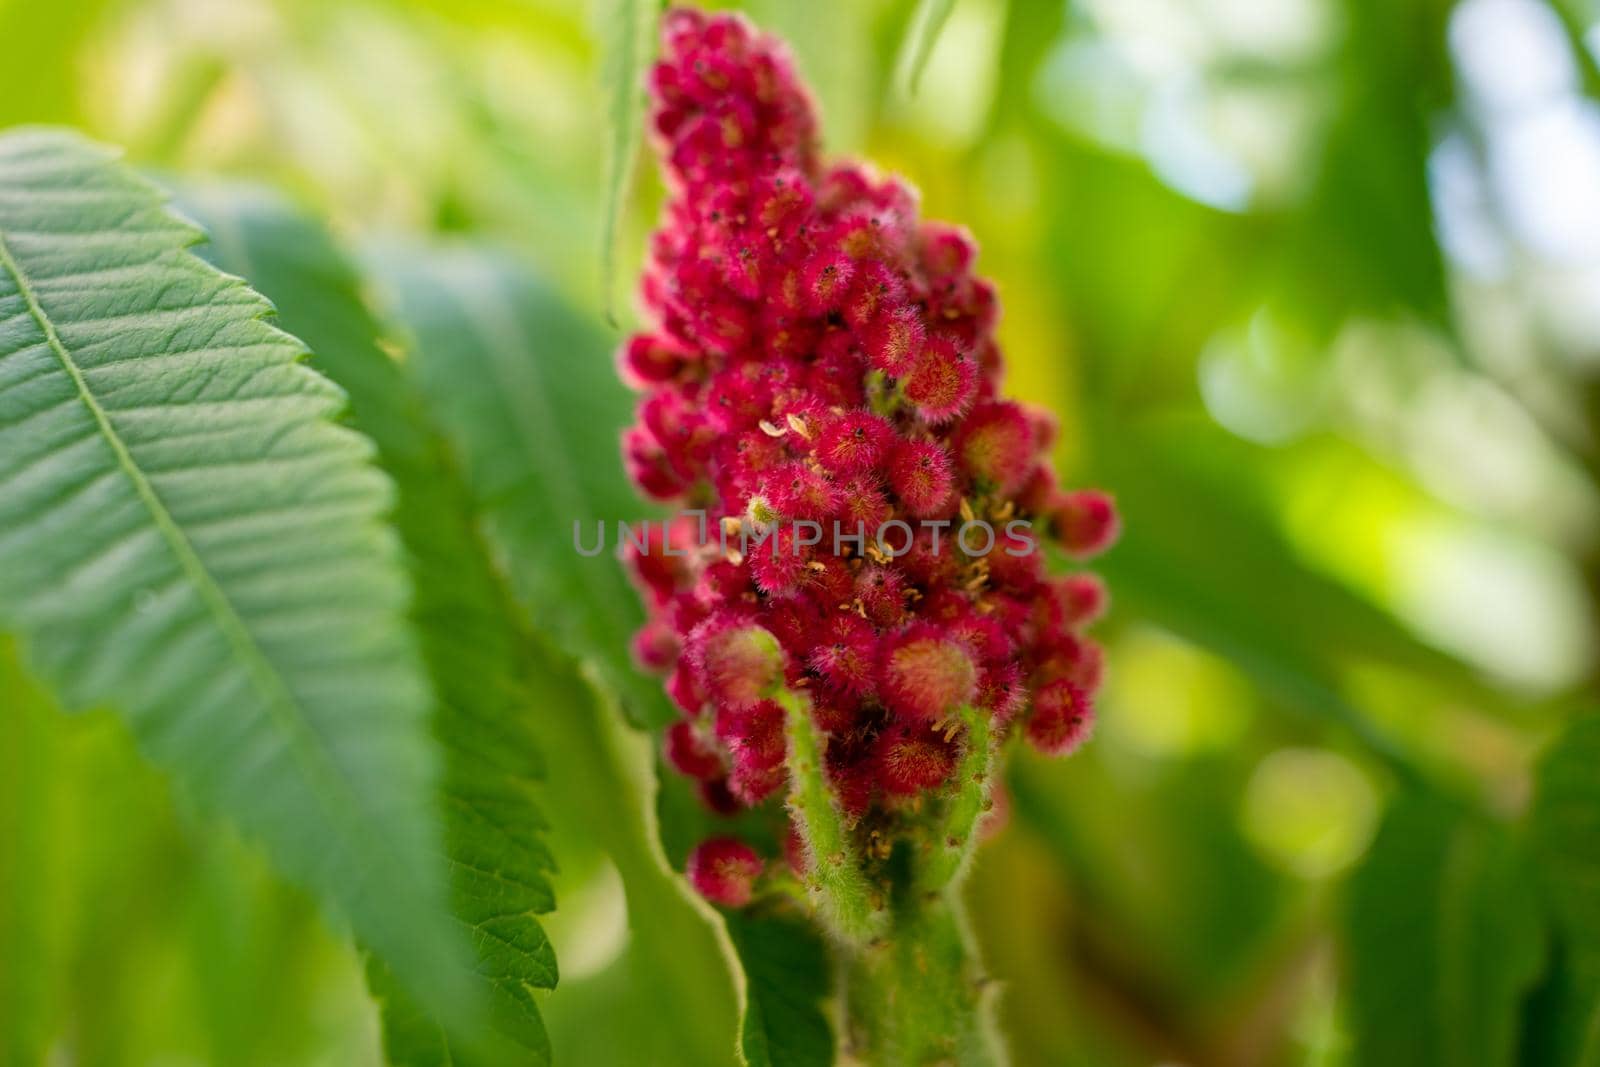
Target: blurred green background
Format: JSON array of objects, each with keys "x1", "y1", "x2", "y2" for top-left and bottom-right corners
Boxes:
[{"x1": 3, "y1": 0, "x2": 1599, "y2": 1064}]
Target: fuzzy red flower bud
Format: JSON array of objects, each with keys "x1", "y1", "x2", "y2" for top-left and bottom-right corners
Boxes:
[
  {"x1": 880, "y1": 629, "x2": 979, "y2": 722},
  {"x1": 888, "y1": 439, "x2": 955, "y2": 518},
  {"x1": 621, "y1": 333, "x2": 689, "y2": 385},
  {"x1": 855, "y1": 563, "x2": 909, "y2": 627},
  {"x1": 690, "y1": 619, "x2": 786, "y2": 711},
  {"x1": 687, "y1": 837, "x2": 764, "y2": 907},
  {"x1": 1026, "y1": 679, "x2": 1095, "y2": 756},
  {"x1": 954, "y1": 401, "x2": 1036, "y2": 495},
  {"x1": 808, "y1": 612, "x2": 878, "y2": 698},
  {"x1": 815, "y1": 410, "x2": 895, "y2": 475},
  {"x1": 874, "y1": 722, "x2": 959, "y2": 795},
  {"x1": 763, "y1": 460, "x2": 839, "y2": 518},
  {"x1": 864, "y1": 305, "x2": 924, "y2": 377},
  {"x1": 1052, "y1": 489, "x2": 1120, "y2": 558},
  {"x1": 665, "y1": 720, "x2": 724, "y2": 780},
  {"x1": 904, "y1": 337, "x2": 978, "y2": 424},
  {"x1": 1053, "y1": 573, "x2": 1108, "y2": 627},
  {"x1": 632, "y1": 618, "x2": 681, "y2": 673}
]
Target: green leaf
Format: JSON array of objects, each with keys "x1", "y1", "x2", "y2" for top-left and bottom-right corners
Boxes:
[
  {"x1": 0, "y1": 129, "x2": 466, "y2": 1020},
  {"x1": 365, "y1": 242, "x2": 745, "y2": 1065},
  {"x1": 1090, "y1": 415, "x2": 1507, "y2": 770},
  {"x1": 0, "y1": 0, "x2": 114, "y2": 127},
  {"x1": 896, "y1": 0, "x2": 957, "y2": 96},
  {"x1": 1527, "y1": 716, "x2": 1600, "y2": 1067},
  {"x1": 1342, "y1": 790, "x2": 1545, "y2": 1067},
  {"x1": 177, "y1": 185, "x2": 558, "y2": 1064},
  {"x1": 0, "y1": 639, "x2": 62, "y2": 1065},
  {"x1": 600, "y1": 0, "x2": 658, "y2": 318},
  {"x1": 725, "y1": 909, "x2": 834, "y2": 1067},
  {"x1": 362, "y1": 244, "x2": 670, "y2": 729}
]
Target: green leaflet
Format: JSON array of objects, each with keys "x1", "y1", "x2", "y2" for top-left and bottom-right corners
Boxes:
[
  {"x1": 724, "y1": 909, "x2": 834, "y2": 1067},
  {"x1": 0, "y1": 639, "x2": 60, "y2": 1066},
  {"x1": 1342, "y1": 790, "x2": 1545, "y2": 1067},
  {"x1": 599, "y1": 0, "x2": 659, "y2": 317},
  {"x1": 1527, "y1": 716, "x2": 1600, "y2": 1067},
  {"x1": 366, "y1": 244, "x2": 744, "y2": 1066},
  {"x1": 895, "y1": 0, "x2": 957, "y2": 96},
  {"x1": 0, "y1": 129, "x2": 470, "y2": 1021},
  {"x1": 361, "y1": 244, "x2": 668, "y2": 729},
  {"x1": 179, "y1": 186, "x2": 558, "y2": 1064}
]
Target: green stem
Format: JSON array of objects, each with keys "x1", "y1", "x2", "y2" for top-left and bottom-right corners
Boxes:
[
  {"x1": 843, "y1": 889, "x2": 1003, "y2": 1066},
  {"x1": 917, "y1": 705, "x2": 996, "y2": 894},
  {"x1": 844, "y1": 706, "x2": 1006, "y2": 1064},
  {"x1": 776, "y1": 686, "x2": 886, "y2": 944}
]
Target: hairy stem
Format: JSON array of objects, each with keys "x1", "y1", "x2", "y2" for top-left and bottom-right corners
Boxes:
[
  {"x1": 843, "y1": 888, "x2": 1004, "y2": 1066},
  {"x1": 842, "y1": 707, "x2": 1006, "y2": 1064},
  {"x1": 777, "y1": 686, "x2": 886, "y2": 944},
  {"x1": 917, "y1": 705, "x2": 996, "y2": 894}
]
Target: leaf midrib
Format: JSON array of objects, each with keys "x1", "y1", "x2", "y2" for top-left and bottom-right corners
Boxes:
[{"x1": 0, "y1": 226, "x2": 378, "y2": 854}]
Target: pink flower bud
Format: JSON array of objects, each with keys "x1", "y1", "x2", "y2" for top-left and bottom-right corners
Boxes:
[
  {"x1": 917, "y1": 221, "x2": 978, "y2": 278},
  {"x1": 762, "y1": 461, "x2": 839, "y2": 518},
  {"x1": 834, "y1": 475, "x2": 893, "y2": 532},
  {"x1": 880, "y1": 629, "x2": 979, "y2": 722},
  {"x1": 632, "y1": 619, "x2": 681, "y2": 673},
  {"x1": 873, "y1": 722, "x2": 959, "y2": 796},
  {"x1": 954, "y1": 401, "x2": 1035, "y2": 496},
  {"x1": 854, "y1": 563, "x2": 909, "y2": 628},
  {"x1": 623, "y1": 426, "x2": 690, "y2": 500},
  {"x1": 1054, "y1": 573, "x2": 1108, "y2": 627},
  {"x1": 888, "y1": 439, "x2": 955, "y2": 518},
  {"x1": 904, "y1": 338, "x2": 978, "y2": 424},
  {"x1": 1026, "y1": 679, "x2": 1094, "y2": 756},
  {"x1": 620, "y1": 333, "x2": 689, "y2": 385},
  {"x1": 808, "y1": 613, "x2": 878, "y2": 698},
  {"x1": 690, "y1": 619, "x2": 786, "y2": 711},
  {"x1": 864, "y1": 305, "x2": 924, "y2": 377},
  {"x1": 687, "y1": 838, "x2": 764, "y2": 907},
  {"x1": 665, "y1": 720, "x2": 724, "y2": 780},
  {"x1": 978, "y1": 662, "x2": 1027, "y2": 723},
  {"x1": 1052, "y1": 489, "x2": 1120, "y2": 558},
  {"x1": 749, "y1": 526, "x2": 812, "y2": 596},
  {"x1": 843, "y1": 262, "x2": 907, "y2": 330},
  {"x1": 815, "y1": 411, "x2": 895, "y2": 476},
  {"x1": 801, "y1": 251, "x2": 856, "y2": 313}
]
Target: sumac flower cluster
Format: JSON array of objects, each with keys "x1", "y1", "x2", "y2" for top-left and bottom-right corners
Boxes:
[{"x1": 617, "y1": 7, "x2": 1118, "y2": 906}]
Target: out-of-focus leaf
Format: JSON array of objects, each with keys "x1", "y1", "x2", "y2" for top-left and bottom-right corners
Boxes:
[
  {"x1": 1343, "y1": 790, "x2": 1544, "y2": 1067},
  {"x1": 368, "y1": 242, "x2": 743, "y2": 1066},
  {"x1": 0, "y1": 639, "x2": 62, "y2": 1065},
  {"x1": 181, "y1": 186, "x2": 559, "y2": 1064},
  {"x1": 539, "y1": 681, "x2": 743, "y2": 1067},
  {"x1": 1009, "y1": 749, "x2": 1290, "y2": 1008},
  {"x1": 1089, "y1": 415, "x2": 1507, "y2": 767},
  {"x1": 600, "y1": 0, "x2": 658, "y2": 316},
  {"x1": 363, "y1": 245, "x2": 668, "y2": 729},
  {"x1": 0, "y1": 648, "x2": 380, "y2": 1066},
  {"x1": 1286, "y1": 0, "x2": 1450, "y2": 333},
  {"x1": 0, "y1": 0, "x2": 114, "y2": 127},
  {"x1": 896, "y1": 0, "x2": 957, "y2": 95},
  {"x1": 725, "y1": 909, "x2": 834, "y2": 1067},
  {"x1": 1526, "y1": 715, "x2": 1600, "y2": 1067},
  {"x1": 0, "y1": 130, "x2": 468, "y2": 1019}
]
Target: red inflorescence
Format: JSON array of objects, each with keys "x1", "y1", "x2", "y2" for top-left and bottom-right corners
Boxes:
[{"x1": 621, "y1": 7, "x2": 1118, "y2": 905}]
